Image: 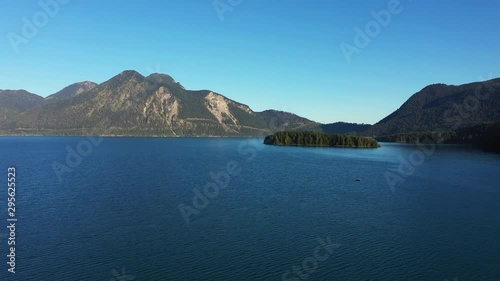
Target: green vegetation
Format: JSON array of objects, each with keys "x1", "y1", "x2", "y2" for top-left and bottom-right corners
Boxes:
[
  {"x1": 376, "y1": 131, "x2": 457, "y2": 143},
  {"x1": 369, "y1": 78, "x2": 500, "y2": 136},
  {"x1": 320, "y1": 122, "x2": 371, "y2": 135},
  {"x1": 264, "y1": 131, "x2": 380, "y2": 148},
  {"x1": 376, "y1": 122, "x2": 500, "y2": 153},
  {"x1": 451, "y1": 123, "x2": 500, "y2": 152}
]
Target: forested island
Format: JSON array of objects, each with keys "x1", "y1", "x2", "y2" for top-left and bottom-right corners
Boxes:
[{"x1": 264, "y1": 131, "x2": 381, "y2": 148}]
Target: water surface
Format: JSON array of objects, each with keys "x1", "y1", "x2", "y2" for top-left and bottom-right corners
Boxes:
[{"x1": 0, "y1": 138, "x2": 499, "y2": 280}]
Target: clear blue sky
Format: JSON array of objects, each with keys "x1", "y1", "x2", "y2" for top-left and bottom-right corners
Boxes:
[{"x1": 1, "y1": 0, "x2": 499, "y2": 124}]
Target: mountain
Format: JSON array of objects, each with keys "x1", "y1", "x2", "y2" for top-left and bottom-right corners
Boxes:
[
  {"x1": 0, "y1": 71, "x2": 319, "y2": 136},
  {"x1": 369, "y1": 78, "x2": 500, "y2": 136},
  {"x1": 45, "y1": 81, "x2": 97, "y2": 102},
  {"x1": 0, "y1": 90, "x2": 45, "y2": 122},
  {"x1": 7, "y1": 71, "x2": 497, "y2": 138},
  {"x1": 320, "y1": 122, "x2": 371, "y2": 135},
  {"x1": 256, "y1": 110, "x2": 319, "y2": 132}
]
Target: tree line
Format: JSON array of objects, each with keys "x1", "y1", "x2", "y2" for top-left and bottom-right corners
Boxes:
[
  {"x1": 264, "y1": 131, "x2": 380, "y2": 148},
  {"x1": 375, "y1": 122, "x2": 500, "y2": 153}
]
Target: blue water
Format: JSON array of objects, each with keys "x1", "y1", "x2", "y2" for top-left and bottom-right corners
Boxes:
[{"x1": 0, "y1": 137, "x2": 499, "y2": 280}]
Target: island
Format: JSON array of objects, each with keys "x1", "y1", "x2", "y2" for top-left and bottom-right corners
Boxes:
[{"x1": 263, "y1": 131, "x2": 381, "y2": 148}]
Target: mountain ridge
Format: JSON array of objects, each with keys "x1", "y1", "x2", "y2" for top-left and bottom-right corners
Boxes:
[
  {"x1": 3, "y1": 70, "x2": 498, "y2": 138},
  {"x1": 0, "y1": 90, "x2": 46, "y2": 122},
  {"x1": 0, "y1": 71, "x2": 324, "y2": 136},
  {"x1": 368, "y1": 78, "x2": 500, "y2": 136},
  {"x1": 45, "y1": 81, "x2": 98, "y2": 102}
]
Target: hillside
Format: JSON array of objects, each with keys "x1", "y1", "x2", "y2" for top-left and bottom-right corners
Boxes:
[
  {"x1": 45, "y1": 81, "x2": 97, "y2": 102},
  {"x1": 376, "y1": 122, "x2": 500, "y2": 153},
  {"x1": 369, "y1": 78, "x2": 500, "y2": 136},
  {"x1": 320, "y1": 122, "x2": 371, "y2": 135},
  {"x1": 0, "y1": 90, "x2": 45, "y2": 122},
  {"x1": 0, "y1": 71, "x2": 320, "y2": 136}
]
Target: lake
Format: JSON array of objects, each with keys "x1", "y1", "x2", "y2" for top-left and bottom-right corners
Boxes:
[{"x1": 0, "y1": 137, "x2": 499, "y2": 280}]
